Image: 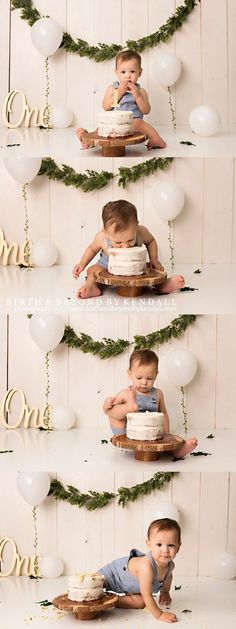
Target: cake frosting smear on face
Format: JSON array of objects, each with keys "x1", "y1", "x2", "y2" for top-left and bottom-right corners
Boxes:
[
  {"x1": 126, "y1": 411, "x2": 164, "y2": 441},
  {"x1": 108, "y1": 245, "x2": 147, "y2": 276},
  {"x1": 98, "y1": 111, "x2": 134, "y2": 137},
  {"x1": 68, "y1": 573, "x2": 104, "y2": 602}
]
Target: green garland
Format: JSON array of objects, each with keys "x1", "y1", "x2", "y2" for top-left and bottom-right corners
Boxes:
[
  {"x1": 61, "y1": 315, "x2": 197, "y2": 359},
  {"x1": 38, "y1": 157, "x2": 173, "y2": 192},
  {"x1": 49, "y1": 472, "x2": 175, "y2": 511},
  {"x1": 12, "y1": 1, "x2": 199, "y2": 62}
]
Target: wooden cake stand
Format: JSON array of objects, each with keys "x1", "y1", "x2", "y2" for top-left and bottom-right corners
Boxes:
[
  {"x1": 111, "y1": 432, "x2": 184, "y2": 461},
  {"x1": 93, "y1": 268, "x2": 167, "y2": 297},
  {"x1": 52, "y1": 592, "x2": 119, "y2": 621},
  {"x1": 81, "y1": 131, "x2": 146, "y2": 156}
]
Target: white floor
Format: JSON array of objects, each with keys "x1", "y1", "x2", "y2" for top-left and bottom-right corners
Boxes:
[
  {"x1": 0, "y1": 428, "x2": 235, "y2": 472},
  {"x1": 0, "y1": 576, "x2": 235, "y2": 628},
  {"x1": 0, "y1": 125, "x2": 236, "y2": 158},
  {"x1": 1, "y1": 263, "x2": 236, "y2": 314}
]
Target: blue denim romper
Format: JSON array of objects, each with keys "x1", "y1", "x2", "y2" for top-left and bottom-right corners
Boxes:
[
  {"x1": 110, "y1": 387, "x2": 159, "y2": 435},
  {"x1": 112, "y1": 81, "x2": 143, "y2": 119},
  {"x1": 98, "y1": 548, "x2": 173, "y2": 594}
]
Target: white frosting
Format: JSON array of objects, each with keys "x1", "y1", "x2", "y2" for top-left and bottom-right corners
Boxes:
[
  {"x1": 108, "y1": 245, "x2": 147, "y2": 276},
  {"x1": 126, "y1": 411, "x2": 164, "y2": 441},
  {"x1": 98, "y1": 111, "x2": 133, "y2": 137},
  {"x1": 68, "y1": 573, "x2": 104, "y2": 602}
]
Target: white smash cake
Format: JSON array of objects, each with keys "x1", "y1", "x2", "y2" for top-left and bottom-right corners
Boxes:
[
  {"x1": 98, "y1": 111, "x2": 134, "y2": 137},
  {"x1": 68, "y1": 573, "x2": 104, "y2": 602},
  {"x1": 108, "y1": 245, "x2": 147, "y2": 276},
  {"x1": 126, "y1": 411, "x2": 164, "y2": 441}
]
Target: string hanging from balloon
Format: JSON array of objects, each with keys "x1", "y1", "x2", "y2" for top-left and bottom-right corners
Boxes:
[
  {"x1": 21, "y1": 184, "x2": 31, "y2": 268},
  {"x1": 32, "y1": 505, "x2": 40, "y2": 578},
  {"x1": 168, "y1": 220, "x2": 175, "y2": 271},
  {"x1": 167, "y1": 86, "x2": 176, "y2": 129},
  {"x1": 180, "y1": 386, "x2": 188, "y2": 433},
  {"x1": 44, "y1": 351, "x2": 51, "y2": 431},
  {"x1": 44, "y1": 56, "x2": 51, "y2": 128}
]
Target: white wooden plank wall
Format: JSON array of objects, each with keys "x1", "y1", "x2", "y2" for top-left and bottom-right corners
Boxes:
[
  {"x1": 1, "y1": 0, "x2": 235, "y2": 127},
  {"x1": 1, "y1": 314, "x2": 236, "y2": 430},
  {"x1": 0, "y1": 471, "x2": 235, "y2": 577},
  {"x1": 1, "y1": 157, "x2": 236, "y2": 266}
]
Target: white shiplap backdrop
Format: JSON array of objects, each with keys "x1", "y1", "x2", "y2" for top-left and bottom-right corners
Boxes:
[
  {"x1": 0, "y1": 1, "x2": 236, "y2": 128},
  {"x1": 1, "y1": 157, "x2": 236, "y2": 266},
  {"x1": 0, "y1": 471, "x2": 236, "y2": 576},
  {"x1": 0, "y1": 313, "x2": 235, "y2": 431}
]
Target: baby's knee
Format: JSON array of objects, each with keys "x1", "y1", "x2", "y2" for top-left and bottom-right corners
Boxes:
[{"x1": 133, "y1": 596, "x2": 145, "y2": 609}]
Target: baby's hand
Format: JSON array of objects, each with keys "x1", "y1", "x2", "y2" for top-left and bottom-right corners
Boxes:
[
  {"x1": 159, "y1": 611, "x2": 177, "y2": 623},
  {"x1": 151, "y1": 259, "x2": 164, "y2": 272},
  {"x1": 118, "y1": 81, "x2": 130, "y2": 98},
  {"x1": 127, "y1": 82, "x2": 138, "y2": 97},
  {"x1": 103, "y1": 397, "x2": 116, "y2": 412},
  {"x1": 159, "y1": 592, "x2": 172, "y2": 606},
  {"x1": 72, "y1": 263, "x2": 84, "y2": 278}
]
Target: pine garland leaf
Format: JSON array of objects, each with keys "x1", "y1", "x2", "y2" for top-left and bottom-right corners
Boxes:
[
  {"x1": 118, "y1": 472, "x2": 175, "y2": 508},
  {"x1": 39, "y1": 158, "x2": 114, "y2": 192},
  {"x1": 118, "y1": 157, "x2": 173, "y2": 188},
  {"x1": 49, "y1": 473, "x2": 176, "y2": 511},
  {"x1": 133, "y1": 315, "x2": 197, "y2": 350},
  {"x1": 12, "y1": 1, "x2": 199, "y2": 62},
  {"x1": 61, "y1": 326, "x2": 130, "y2": 359}
]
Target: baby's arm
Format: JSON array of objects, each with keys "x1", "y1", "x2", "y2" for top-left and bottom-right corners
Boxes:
[
  {"x1": 102, "y1": 83, "x2": 130, "y2": 110},
  {"x1": 159, "y1": 574, "x2": 173, "y2": 606},
  {"x1": 138, "y1": 226, "x2": 164, "y2": 271},
  {"x1": 128, "y1": 85, "x2": 151, "y2": 115},
  {"x1": 138, "y1": 560, "x2": 177, "y2": 623},
  {"x1": 105, "y1": 388, "x2": 137, "y2": 421},
  {"x1": 158, "y1": 389, "x2": 170, "y2": 433},
  {"x1": 72, "y1": 231, "x2": 104, "y2": 277}
]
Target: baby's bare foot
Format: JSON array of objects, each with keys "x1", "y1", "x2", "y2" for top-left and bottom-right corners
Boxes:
[
  {"x1": 147, "y1": 133, "x2": 166, "y2": 150},
  {"x1": 127, "y1": 385, "x2": 138, "y2": 412},
  {"x1": 76, "y1": 127, "x2": 92, "y2": 149},
  {"x1": 174, "y1": 437, "x2": 198, "y2": 459},
  {"x1": 76, "y1": 284, "x2": 102, "y2": 299},
  {"x1": 159, "y1": 275, "x2": 185, "y2": 294}
]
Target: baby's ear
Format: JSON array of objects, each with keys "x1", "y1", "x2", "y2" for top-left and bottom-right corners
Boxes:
[
  {"x1": 139, "y1": 67, "x2": 143, "y2": 77},
  {"x1": 146, "y1": 537, "x2": 151, "y2": 550}
]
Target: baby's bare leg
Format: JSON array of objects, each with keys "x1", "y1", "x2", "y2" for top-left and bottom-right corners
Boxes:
[
  {"x1": 158, "y1": 275, "x2": 185, "y2": 294},
  {"x1": 116, "y1": 594, "x2": 145, "y2": 609},
  {"x1": 133, "y1": 119, "x2": 166, "y2": 149},
  {"x1": 76, "y1": 128, "x2": 96, "y2": 149},
  {"x1": 76, "y1": 263, "x2": 103, "y2": 299}
]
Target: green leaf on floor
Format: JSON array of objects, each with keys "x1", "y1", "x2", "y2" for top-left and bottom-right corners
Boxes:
[
  {"x1": 193, "y1": 268, "x2": 202, "y2": 274},
  {"x1": 35, "y1": 600, "x2": 52, "y2": 607},
  {"x1": 190, "y1": 451, "x2": 211, "y2": 456},
  {"x1": 101, "y1": 439, "x2": 108, "y2": 444},
  {"x1": 0, "y1": 450, "x2": 14, "y2": 454},
  {"x1": 174, "y1": 585, "x2": 182, "y2": 590},
  {"x1": 182, "y1": 609, "x2": 192, "y2": 613},
  {"x1": 206, "y1": 433, "x2": 215, "y2": 439},
  {"x1": 180, "y1": 141, "x2": 196, "y2": 146}
]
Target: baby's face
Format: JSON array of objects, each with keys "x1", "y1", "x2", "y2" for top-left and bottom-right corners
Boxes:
[
  {"x1": 146, "y1": 528, "x2": 180, "y2": 566},
  {"x1": 116, "y1": 58, "x2": 141, "y2": 85},
  {"x1": 106, "y1": 222, "x2": 138, "y2": 248},
  {"x1": 128, "y1": 360, "x2": 157, "y2": 393}
]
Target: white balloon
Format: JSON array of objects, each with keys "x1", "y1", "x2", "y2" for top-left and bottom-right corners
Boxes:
[
  {"x1": 17, "y1": 472, "x2": 50, "y2": 506},
  {"x1": 149, "y1": 501, "x2": 180, "y2": 523},
  {"x1": 40, "y1": 555, "x2": 64, "y2": 578},
  {"x1": 4, "y1": 157, "x2": 42, "y2": 184},
  {"x1": 189, "y1": 106, "x2": 220, "y2": 137},
  {"x1": 31, "y1": 240, "x2": 58, "y2": 267},
  {"x1": 50, "y1": 106, "x2": 73, "y2": 128},
  {"x1": 166, "y1": 349, "x2": 197, "y2": 387},
  {"x1": 153, "y1": 52, "x2": 181, "y2": 86},
  {"x1": 29, "y1": 314, "x2": 65, "y2": 352},
  {"x1": 51, "y1": 405, "x2": 75, "y2": 430},
  {"x1": 152, "y1": 182, "x2": 185, "y2": 220},
  {"x1": 212, "y1": 553, "x2": 236, "y2": 580},
  {"x1": 31, "y1": 18, "x2": 63, "y2": 57}
]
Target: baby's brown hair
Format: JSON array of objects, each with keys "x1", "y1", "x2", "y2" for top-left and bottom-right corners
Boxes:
[
  {"x1": 129, "y1": 349, "x2": 159, "y2": 373},
  {"x1": 115, "y1": 49, "x2": 142, "y2": 69},
  {"x1": 102, "y1": 200, "x2": 138, "y2": 233},
  {"x1": 147, "y1": 518, "x2": 181, "y2": 544}
]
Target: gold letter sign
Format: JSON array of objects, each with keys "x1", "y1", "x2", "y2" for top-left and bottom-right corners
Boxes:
[
  {"x1": 0, "y1": 388, "x2": 48, "y2": 429},
  {"x1": 2, "y1": 90, "x2": 49, "y2": 128},
  {"x1": 0, "y1": 538, "x2": 40, "y2": 577}
]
